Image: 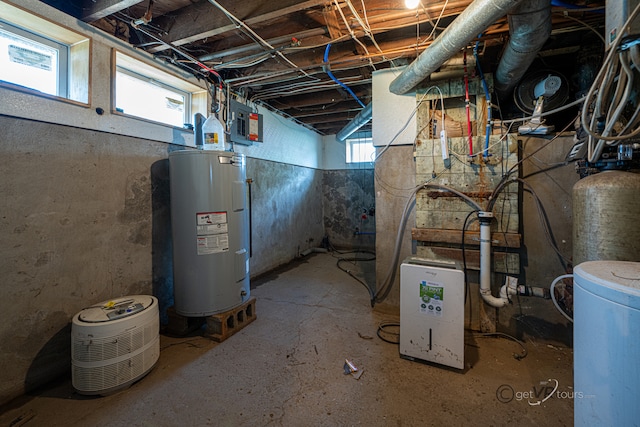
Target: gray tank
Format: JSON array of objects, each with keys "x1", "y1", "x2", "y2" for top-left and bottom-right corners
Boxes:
[
  {"x1": 573, "y1": 170, "x2": 640, "y2": 266},
  {"x1": 169, "y1": 150, "x2": 250, "y2": 316}
]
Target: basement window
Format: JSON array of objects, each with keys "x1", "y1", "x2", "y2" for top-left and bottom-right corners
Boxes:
[
  {"x1": 0, "y1": 2, "x2": 89, "y2": 104},
  {"x1": 114, "y1": 51, "x2": 207, "y2": 128},
  {"x1": 0, "y1": 21, "x2": 67, "y2": 96},
  {"x1": 346, "y1": 136, "x2": 376, "y2": 164}
]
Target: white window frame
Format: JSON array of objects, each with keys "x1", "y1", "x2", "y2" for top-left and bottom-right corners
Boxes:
[
  {"x1": 0, "y1": 19, "x2": 69, "y2": 97},
  {"x1": 0, "y1": 1, "x2": 89, "y2": 104},
  {"x1": 346, "y1": 136, "x2": 376, "y2": 164},
  {"x1": 113, "y1": 50, "x2": 207, "y2": 128}
]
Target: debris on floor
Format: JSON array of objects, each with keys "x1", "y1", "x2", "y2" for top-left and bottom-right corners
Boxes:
[
  {"x1": 343, "y1": 359, "x2": 364, "y2": 380},
  {"x1": 357, "y1": 331, "x2": 374, "y2": 340}
]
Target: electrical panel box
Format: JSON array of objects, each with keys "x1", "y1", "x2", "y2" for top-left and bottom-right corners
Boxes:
[
  {"x1": 229, "y1": 99, "x2": 263, "y2": 145},
  {"x1": 400, "y1": 258, "x2": 465, "y2": 370}
]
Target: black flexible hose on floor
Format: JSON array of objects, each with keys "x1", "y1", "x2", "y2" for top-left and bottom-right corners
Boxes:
[{"x1": 332, "y1": 250, "x2": 376, "y2": 302}]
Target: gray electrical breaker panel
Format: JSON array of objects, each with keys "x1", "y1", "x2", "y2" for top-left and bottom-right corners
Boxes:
[
  {"x1": 229, "y1": 99, "x2": 263, "y2": 145},
  {"x1": 400, "y1": 258, "x2": 465, "y2": 369}
]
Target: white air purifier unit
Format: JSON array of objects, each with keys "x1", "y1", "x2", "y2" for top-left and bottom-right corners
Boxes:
[
  {"x1": 71, "y1": 295, "x2": 160, "y2": 395},
  {"x1": 400, "y1": 258, "x2": 465, "y2": 369}
]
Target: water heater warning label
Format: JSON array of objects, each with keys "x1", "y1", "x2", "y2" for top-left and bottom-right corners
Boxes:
[
  {"x1": 196, "y1": 211, "x2": 229, "y2": 255},
  {"x1": 420, "y1": 281, "x2": 443, "y2": 317},
  {"x1": 197, "y1": 212, "x2": 227, "y2": 225}
]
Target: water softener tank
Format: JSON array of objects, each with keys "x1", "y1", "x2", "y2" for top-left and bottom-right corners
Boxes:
[
  {"x1": 574, "y1": 261, "x2": 640, "y2": 426},
  {"x1": 169, "y1": 150, "x2": 250, "y2": 316},
  {"x1": 572, "y1": 170, "x2": 640, "y2": 265}
]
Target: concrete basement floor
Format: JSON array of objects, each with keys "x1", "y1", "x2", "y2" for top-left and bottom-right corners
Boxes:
[{"x1": 0, "y1": 253, "x2": 574, "y2": 426}]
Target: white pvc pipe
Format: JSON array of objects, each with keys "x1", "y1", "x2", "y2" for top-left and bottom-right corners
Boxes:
[{"x1": 479, "y1": 219, "x2": 511, "y2": 307}]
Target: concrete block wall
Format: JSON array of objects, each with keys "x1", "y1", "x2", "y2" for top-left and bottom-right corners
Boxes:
[{"x1": 373, "y1": 134, "x2": 576, "y2": 340}]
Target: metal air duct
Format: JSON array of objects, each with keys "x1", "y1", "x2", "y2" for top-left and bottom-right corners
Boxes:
[
  {"x1": 494, "y1": 0, "x2": 552, "y2": 99},
  {"x1": 336, "y1": 102, "x2": 373, "y2": 142},
  {"x1": 389, "y1": 0, "x2": 524, "y2": 95}
]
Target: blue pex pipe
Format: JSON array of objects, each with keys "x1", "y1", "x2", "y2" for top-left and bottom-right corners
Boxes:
[
  {"x1": 474, "y1": 39, "x2": 492, "y2": 155},
  {"x1": 551, "y1": 0, "x2": 603, "y2": 13},
  {"x1": 324, "y1": 44, "x2": 366, "y2": 108}
]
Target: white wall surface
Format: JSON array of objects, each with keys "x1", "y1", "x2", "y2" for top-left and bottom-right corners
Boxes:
[
  {"x1": 322, "y1": 133, "x2": 375, "y2": 171},
  {"x1": 232, "y1": 104, "x2": 323, "y2": 169}
]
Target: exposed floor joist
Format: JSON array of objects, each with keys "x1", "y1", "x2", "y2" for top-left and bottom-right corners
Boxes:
[{"x1": 42, "y1": 0, "x2": 606, "y2": 136}]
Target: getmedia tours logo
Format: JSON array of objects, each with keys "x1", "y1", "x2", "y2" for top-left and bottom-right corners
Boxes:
[{"x1": 496, "y1": 379, "x2": 591, "y2": 406}]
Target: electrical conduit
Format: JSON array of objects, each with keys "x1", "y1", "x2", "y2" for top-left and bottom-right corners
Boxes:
[{"x1": 130, "y1": 22, "x2": 223, "y2": 84}]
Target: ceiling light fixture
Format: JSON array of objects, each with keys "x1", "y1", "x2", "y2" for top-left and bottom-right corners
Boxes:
[{"x1": 405, "y1": 0, "x2": 420, "y2": 9}]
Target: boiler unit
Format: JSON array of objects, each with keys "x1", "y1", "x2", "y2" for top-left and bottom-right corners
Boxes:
[
  {"x1": 574, "y1": 261, "x2": 640, "y2": 426},
  {"x1": 71, "y1": 295, "x2": 160, "y2": 395},
  {"x1": 400, "y1": 258, "x2": 465, "y2": 369},
  {"x1": 169, "y1": 150, "x2": 250, "y2": 316}
]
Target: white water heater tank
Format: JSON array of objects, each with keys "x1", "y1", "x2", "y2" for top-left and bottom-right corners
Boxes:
[
  {"x1": 574, "y1": 261, "x2": 640, "y2": 426},
  {"x1": 71, "y1": 295, "x2": 159, "y2": 395}
]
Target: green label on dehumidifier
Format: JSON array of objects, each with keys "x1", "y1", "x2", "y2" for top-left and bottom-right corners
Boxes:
[{"x1": 420, "y1": 281, "x2": 443, "y2": 316}]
